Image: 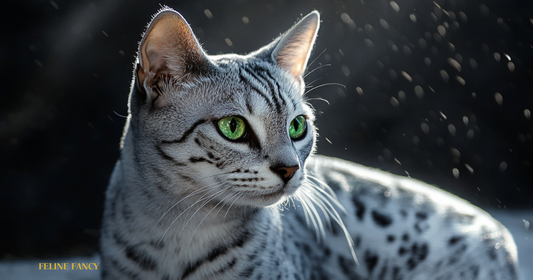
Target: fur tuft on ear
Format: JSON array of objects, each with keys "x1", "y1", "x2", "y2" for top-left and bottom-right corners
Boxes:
[
  {"x1": 136, "y1": 7, "x2": 209, "y2": 108},
  {"x1": 272, "y1": 11, "x2": 320, "y2": 79}
]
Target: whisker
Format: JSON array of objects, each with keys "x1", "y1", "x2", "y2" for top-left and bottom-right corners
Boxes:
[
  {"x1": 224, "y1": 192, "x2": 244, "y2": 221},
  {"x1": 209, "y1": 191, "x2": 239, "y2": 226},
  {"x1": 152, "y1": 186, "x2": 210, "y2": 233},
  {"x1": 184, "y1": 190, "x2": 235, "y2": 252},
  {"x1": 296, "y1": 191, "x2": 321, "y2": 240},
  {"x1": 305, "y1": 77, "x2": 322, "y2": 88},
  {"x1": 304, "y1": 82, "x2": 346, "y2": 96},
  {"x1": 177, "y1": 188, "x2": 227, "y2": 240},
  {"x1": 113, "y1": 111, "x2": 128, "y2": 118},
  {"x1": 306, "y1": 174, "x2": 347, "y2": 215},
  {"x1": 156, "y1": 187, "x2": 222, "y2": 248},
  {"x1": 305, "y1": 97, "x2": 330, "y2": 105},
  {"x1": 301, "y1": 190, "x2": 326, "y2": 240},
  {"x1": 303, "y1": 63, "x2": 331, "y2": 79},
  {"x1": 301, "y1": 182, "x2": 359, "y2": 265},
  {"x1": 301, "y1": 185, "x2": 333, "y2": 231}
]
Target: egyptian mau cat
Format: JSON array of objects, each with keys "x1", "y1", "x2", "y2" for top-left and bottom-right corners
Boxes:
[{"x1": 100, "y1": 7, "x2": 520, "y2": 280}]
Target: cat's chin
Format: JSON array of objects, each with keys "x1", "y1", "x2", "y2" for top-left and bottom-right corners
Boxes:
[{"x1": 242, "y1": 182, "x2": 300, "y2": 207}]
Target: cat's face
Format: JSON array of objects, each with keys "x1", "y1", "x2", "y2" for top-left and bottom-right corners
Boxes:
[{"x1": 127, "y1": 8, "x2": 320, "y2": 208}]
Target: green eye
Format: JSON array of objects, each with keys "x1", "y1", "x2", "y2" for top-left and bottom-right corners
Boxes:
[
  {"x1": 289, "y1": 115, "x2": 306, "y2": 140},
  {"x1": 218, "y1": 116, "x2": 246, "y2": 140}
]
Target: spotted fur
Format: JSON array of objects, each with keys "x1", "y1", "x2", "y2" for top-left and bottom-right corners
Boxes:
[{"x1": 100, "y1": 7, "x2": 520, "y2": 280}]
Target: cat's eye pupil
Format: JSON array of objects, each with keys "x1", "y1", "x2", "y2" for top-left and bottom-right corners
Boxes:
[
  {"x1": 289, "y1": 115, "x2": 306, "y2": 140},
  {"x1": 218, "y1": 116, "x2": 245, "y2": 140},
  {"x1": 230, "y1": 118, "x2": 237, "y2": 133}
]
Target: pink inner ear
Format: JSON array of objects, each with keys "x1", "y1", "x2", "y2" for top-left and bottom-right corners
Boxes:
[
  {"x1": 145, "y1": 41, "x2": 170, "y2": 76},
  {"x1": 273, "y1": 12, "x2": 320, "y2": 79},
  {"x1": 138, "y1": 10, "x2": 207, "y2": 86}
]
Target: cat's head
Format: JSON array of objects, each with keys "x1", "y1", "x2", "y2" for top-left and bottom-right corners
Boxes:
[{"x1": 126, "y1": 7, "x2": 320, "y2": 208}]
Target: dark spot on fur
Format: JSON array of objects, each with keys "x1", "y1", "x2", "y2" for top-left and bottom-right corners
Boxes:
[
  {"x1": 448, "y1": 236, "x2": 464, "y2": 246},
  {"x1": 354, "y1": 235, "x2": 361, "y2": 249},
  {"x1": 372, "y1": 210, "x2": 393, "y2": 227},
  {"x1": 364, "y1": 250, "x2": 379, "y2": 274},
  {"x1": 398, "y1": 247, "x2": 407, "y2": 256},
  {"x1": 378, "y1": 261, "x2": 388, "y2": 279},
  {"x1": 414, "y1": 222, "x2": 430, "y2": 234},
  {"x1": 392, "y1": 266, "x2": 400, "y2": 279},
  {"x1": 337, "y1": 255, "x2": 360, "y2": 278},
  {"x1": 302, "y1": 244, "x2": 312, "y2": 255},
  {"x1": 488, "y1": 247, "x2": 498, "y2": 260},
  {"x1": 406, "y1": 243, "x2": 428, "y2": 271},
  {"x1": 387, "y1": 235, "x2": 396, "y2": 243},
  {"x1": 402, "y1": 233, "x2": 409, "y2": 242},
  {"x1": 324, "y1": 247, "x2": 331, "y2": 257},
  {"x1": 415, "y1": 212, "x2": 428, "y2": 220},
  {"x1": 352, "y1": 196, "x2": 366, "y2": 221}
]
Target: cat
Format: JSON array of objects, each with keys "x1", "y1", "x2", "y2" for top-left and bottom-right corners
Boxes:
[{"x1": 100, "y1": 7, "x2": 520, "y2": 280}]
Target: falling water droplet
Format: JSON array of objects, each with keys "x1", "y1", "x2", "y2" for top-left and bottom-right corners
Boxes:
[
  {"x1": 447, "y1": 58, "x2": 462, "y2": 72},
  {"x1": 421, "y1": 123, "x2": 430, "y2": 134},
  {"x1": 499, "y1": 161, "x2": 507, "y2": 172},
  {"x1": 380, "y1": 18, "x2": 390, "y2": 30},
  {"x1": 508, "y1": 62, "x2": 515, "y2": 72},
  {"x1": 414, "y1": 86, "x2": 424, "y2": 98},
  {"x1": 204, "y1": 9, "x2": 213, "y2": 19},
  {"x1": 440, "y1": 70, "x2": 449, "y2": 82},
  {"x1": 452, "y1": 168, "x2": 460, "y2": 178},
  {"x1": 401, "y1": 71, "x2": 413, "y2": 82},
  {"x1": 448, "y1": 124, "x2": 456, "y2": 136},
  {"x1": 494, "y1": 92, "x2": 503, "y2": 105},
  {"x1": 390, "y1": 1, "x2": 400, "y2": 12}
]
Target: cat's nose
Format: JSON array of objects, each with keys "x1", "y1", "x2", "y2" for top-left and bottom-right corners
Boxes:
[{"x1": 271, "y1": 165, "x2": 299, "y2": 183}]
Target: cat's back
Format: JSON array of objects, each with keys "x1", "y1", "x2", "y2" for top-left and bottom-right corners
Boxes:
[{"x1": 298, "y1": 155, "x2": 519, "y2": 280}]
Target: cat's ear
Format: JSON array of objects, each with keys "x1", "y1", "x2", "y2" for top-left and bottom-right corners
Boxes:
[
  {"x1": 136, "y1": 8, "x2": 208, "y2": 107},
  {"x1": 272, "y1": 11, "x2": 320, "y2": 79}
]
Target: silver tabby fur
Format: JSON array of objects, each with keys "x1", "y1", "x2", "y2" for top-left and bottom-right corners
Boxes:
[{"x1": 100, "y1": 7, "x2": 520, "y2": 280}]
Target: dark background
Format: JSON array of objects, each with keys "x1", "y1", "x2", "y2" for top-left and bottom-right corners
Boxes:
[{"x1": 1, "y1": 0, "x2": 532, "y2": 259}]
